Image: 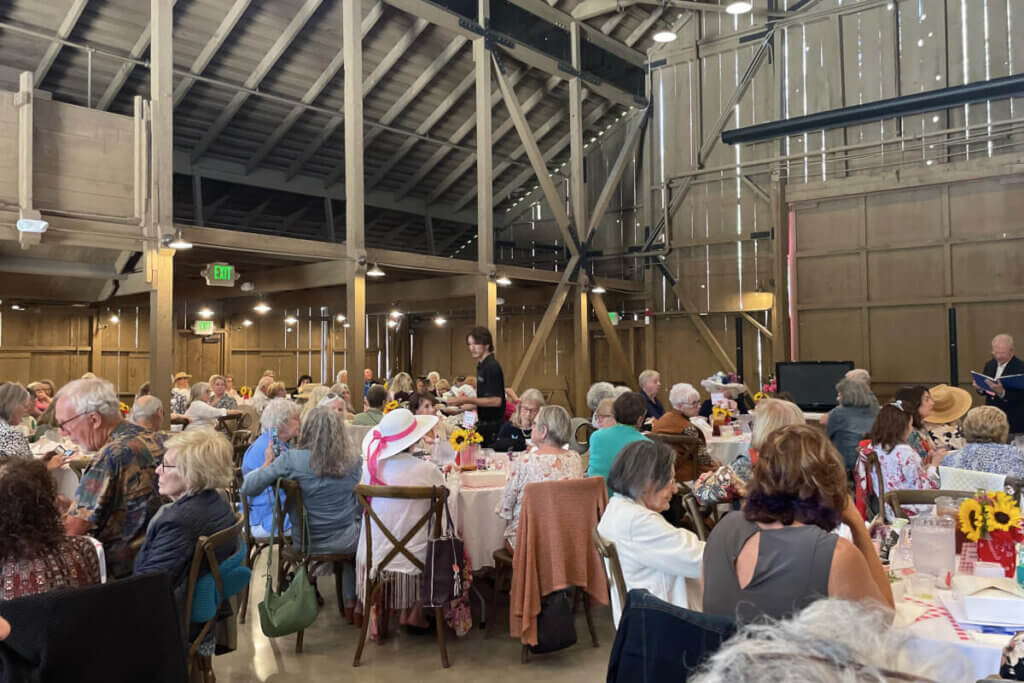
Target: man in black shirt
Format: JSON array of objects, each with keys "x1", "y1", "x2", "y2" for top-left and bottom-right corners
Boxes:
[{"x1": 458, "y1": 326, "x2": 506, "y2": 446}]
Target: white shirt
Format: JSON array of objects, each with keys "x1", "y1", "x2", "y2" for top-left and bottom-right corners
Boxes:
[
  {"x1": 596, "y1": 494, "x2": 705, "y2": 626},
  {"x1": 184, "y1": 400, "x2": 227, "y2": 430},
  {"x1": 996, "y1": 362, "x2": 1009, "y2": 381}
]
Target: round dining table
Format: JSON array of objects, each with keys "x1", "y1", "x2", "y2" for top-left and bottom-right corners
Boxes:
[
  {"x1": 705, "y1": 435, "x2": 750, "y2": 466},
  {"x1": 447, "y1": 474, "x2": 508, "y2": 570}
]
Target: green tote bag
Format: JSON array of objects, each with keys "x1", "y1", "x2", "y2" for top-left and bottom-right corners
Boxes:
[{"x1": 258, "y1": 479, "x2": 319, "y2": 638}]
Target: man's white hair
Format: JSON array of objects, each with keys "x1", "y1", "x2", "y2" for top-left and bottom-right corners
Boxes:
[
  {"x1": 612, "y1": 385, "x2": 632, "y2": 398},
  {"x1": 668, "y1": 383, "x2": 700, "y2": 409},
  {"x1": 844, "y1": 368, "x2": 871, "y2": 385},
  {"x1": 692, "y1": 599, "x2": 969, "y2": 683},
  {"x1": 586, "y1": 382, "x2": 615, "y2": 411},
  {"x1": 638, "y1": 369, "x2": 660, "y2": 387},
  {"x1": 994, "y1": 333, "x2": 1015, "y2": 349},
  {"x1": 130, "y1": 395, "x2": 163, "y2": 421},
  {"x1": 56, "y1": 378, "x2": 120, "y2": 419}
]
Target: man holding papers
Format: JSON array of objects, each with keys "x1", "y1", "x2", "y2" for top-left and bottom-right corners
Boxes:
[{"x1": 975, "y1": 333, "x2": 1024, "y2": 438}]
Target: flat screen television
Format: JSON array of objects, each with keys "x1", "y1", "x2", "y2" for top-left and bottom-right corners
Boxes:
[{"x1": 775, "y1": 361, "x2": 855, "y2": 411}]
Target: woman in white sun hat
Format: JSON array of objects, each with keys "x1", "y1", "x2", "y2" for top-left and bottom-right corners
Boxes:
[{"x1": 356, "y1": 407, "x2": 443, "y2": 632}]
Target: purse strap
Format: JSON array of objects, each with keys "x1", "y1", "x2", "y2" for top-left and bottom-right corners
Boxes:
[{"x1": 263, "y1": 478, "x2": 282, "y2": 582}]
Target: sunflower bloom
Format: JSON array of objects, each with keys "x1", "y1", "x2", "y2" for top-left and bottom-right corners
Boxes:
[
  {"x1": 959, "y1": 498, "x2": 984, "y2": 542},
  {"x1": 383, "y1": 400, "x2": 400, "y2": 414},
  {"x1": 450, "y1": 428, "x2": 469, "y2": 452},
  {"x1": 987, "y1": 491, "x2": 1021, "y2": 533}
]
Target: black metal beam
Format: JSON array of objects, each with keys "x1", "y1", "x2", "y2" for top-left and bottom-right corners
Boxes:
[{"x1": 722, "y1": 73, "x2": 1024, "y2": 145}]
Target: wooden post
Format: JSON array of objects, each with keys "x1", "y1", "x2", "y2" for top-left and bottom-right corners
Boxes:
[
  {"x1": 573, "y1": 286, "x2": 590, "y2": 418},
  {"x1": 343, "y1": 0, "x2": 366, "y2": 411},
  {"x1": 16, "y1": 71, "x2": 41, "y2": 250},
  {"x1": 770, "y1": 172, "x2": 789, "y2": 363},
  {"x1": 476, "y1": 277, "x2": 497, "y2": 334},
  {"x1": 148, "y1": 0, "x2": 174, "y2": 424},
  {"x1": 91, "y1": 313, "x2": 104, "y2": 375},
  {"x1": 568, "y1": 23, "x2": 586, "y2": 241},
  {"x1": 475, "y1": 0, "x2": 497, "y2": 334}
]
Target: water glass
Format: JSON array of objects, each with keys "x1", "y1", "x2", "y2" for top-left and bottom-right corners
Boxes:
[{"x1": 910, "y1": 515, "x2": 955, "y2": 580}]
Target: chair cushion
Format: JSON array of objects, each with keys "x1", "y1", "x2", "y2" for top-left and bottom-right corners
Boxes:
[{"x1": 191, "y1": 544, "x2": 251, "y2": 623}]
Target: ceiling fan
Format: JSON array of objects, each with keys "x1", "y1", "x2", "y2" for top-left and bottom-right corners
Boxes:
[{"x1": 570, "y1": 1, "x2": 784, "y2": 23}]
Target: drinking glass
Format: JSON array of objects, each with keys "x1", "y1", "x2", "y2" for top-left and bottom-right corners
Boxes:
[{"x1": 910, "y1": 515, "x2": 955, "y2": 580}]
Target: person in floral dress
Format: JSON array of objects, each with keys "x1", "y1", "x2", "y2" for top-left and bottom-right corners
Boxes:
[{"x1": 497, "y1": 405, "x2": 583, "y2": 550}]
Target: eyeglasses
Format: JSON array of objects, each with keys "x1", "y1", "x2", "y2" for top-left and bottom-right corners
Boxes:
[
  {"x1": 58, "y1": 410, "x2": 93, "y2": 430},
  {"x1": 596, "y1": 413, "x2": 614, "y2": 420},
  {"x1": 157, "y1": 462, "x2": 177, "y2": 470}
]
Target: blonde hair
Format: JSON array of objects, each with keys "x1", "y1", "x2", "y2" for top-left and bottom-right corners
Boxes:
[
  {"x1": 962, "y1": 406, "x2": 1010, "y2": 444},
  {"x1": 300, "y1": 385, "x2": 331, "y2": 422},
  {"x1": 514, "y1": 388, "x2": 546, "y2": 428},
  {"x1": 208, "y1": 374, "x2": 226, "y2": 387},
  {"x1": 268, "y1": 381, "x2": 287, "y2": 397},
  {"x1": 389, "y1": 372, "x2": 414, "y2": 395},
  {"x1": 750, "y1": 398, "x2": 805, "y2": 451},
  {"x1": 164, "y1": 429, "x2": 233, "y2": 493}
]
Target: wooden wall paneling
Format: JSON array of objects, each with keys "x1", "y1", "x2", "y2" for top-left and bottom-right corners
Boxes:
[
  {"x1": 951, "y1": 239, "x2": 1024, "y2": 297},
  {"x1": 796, "y1": 253, "x2": 864, "y2": 306},
  {"x1": 897, "y1": 0, "x2": 948, "y2": 164},
  {"x1": 867, "y1": 246, "x2": 945, "y2": 301},
  {"x1": 865, "y1": 186, "x2": 944, "y2": 248},
  {"x1": 653, "y1": 316, "x2": 718, "y2": 402},
  {"x1": 949, "y1": 178, "x2": 1024, "y2": 240},
  {"x1": 32, "y1": 99, "x2": 134, "y2": 217},
  {"x1": 793, "y1": 197, "x2": 864, "y2": 252},
  {"x1": 0, "y1": 354, "x2": 31, "y2": 383},
  {"x1": 868, "y1": 305, "x2": 947, "y2": 385},
  {"x1": 0, "y1": 91, "x2": 18, "y2": 201},
  {"x1": 797, "y1": 309, "x2": 866, "y2": 367}
]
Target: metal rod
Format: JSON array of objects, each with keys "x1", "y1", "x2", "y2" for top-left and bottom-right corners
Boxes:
[{"x1": 86, "y1": 48, "x2": 92, "y2": 108}]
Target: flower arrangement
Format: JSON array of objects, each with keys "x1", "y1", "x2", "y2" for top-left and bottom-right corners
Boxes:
[
  {"x1": 239, "y1": 385, "x2": 253, "y2": 400},
  {"x1": 449, "y1": 427, "x2": 483, "y2": 453},
  {"x1": 753, "y1": 391, "x2": 768, "y2": 403},
  {"x1": 119, "y1": 401, "x2": 130, "y2": 417},
  {"x1": 383, "y1": 400, "x2": 400, "y2": 414},
  {"x1": 959, "y1": 491, "x2": 1023, "y2": 543},
  {"x1": 762, "y1": 376, "x2": 777, "y2": 394},
  {"x1": 710, "y1": 404, "x2": 735, "y2": 423}
]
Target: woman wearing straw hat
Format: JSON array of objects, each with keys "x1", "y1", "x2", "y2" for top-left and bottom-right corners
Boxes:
[
  {"x1": 356, "y1": 407, "x2": 442, "y2": 632},
  {"x1": 923, "y1": 384, "x2": 973, "y2": 452},
  {"x1": 169, "y1": 372, "x2": 192, "y2": 417}
]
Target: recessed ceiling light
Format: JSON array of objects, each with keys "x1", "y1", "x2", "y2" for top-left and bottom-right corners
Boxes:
[
  {"x1": 389, "y1": 309, "x2": 402, "y2": 319},
  {"x1": 284, "y1": 316, "x2": 298, "y2": 325},
  {"x1": 653, "y1": 30, "x2": 677, "y2": 43},
  {"x1": 336, "y1": 314, "x2": 346, "y2": 322},
  {"x1": 386, "y1": 319, "x2": 398, "y2": 328},
  {"x1": 253, "y1": 302, "x2": 271, "y2": 314},
  {"x1": 109, "y1": 313, "x2": 119, "y2": 323},
  {"x1": 242, "y1": 319, "x2": 253, "y2": 327},
  {"x1": 726, "y1": 1, "x2": 753, "y2": 14},
  {"x1": 10, "y1": 304, "x2": 22, "y2": 311},
  {"x1": 434, "y1": 315, "x2": 447, "y2": 326},
  {"x1": 198, "y1": 308, "x2": 214, "y2": 318}
]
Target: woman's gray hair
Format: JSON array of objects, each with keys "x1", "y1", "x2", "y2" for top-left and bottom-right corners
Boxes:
[
  {"x1": 692, "y1": 599, "x2": 969, "y2": 683},
  {"x1": 612, "y1": 385, "x2": 632, "y2": 398},
  {"x1": 297, "y1": 407, "x2": 359, "y2": 477},
  {"x1": 55, "y1": 378, "x2": 120, "y2": 419},
  {"x1": 0, "y1": 383, "x2": 29, "y2": 422},
  {"x1": 533, "y1": 405, "x2": 572, "y2": 447},
  {"x1": 751, "y1": 397, "x2": 805, "y2": 451},
  {"x1": 260, "y1": 397, "x2": 300, "y2": 432},
  {"x1": 586, "y1": 382, "x2": 615, "y2": 412},
  {"x1": 668, "y1": 382, "x2": 700, "y2": 409},
  {"x1": 189, "y1": 382, "x2": 211, "y2": 405},
  {"x1": 836, "y1": 377, "x2": 874, "y2": 408},
  {"x1": 130, "y1": 395, "x2": 163, "y2": 420},
  {"x1": 607, "y1": 439, "x2": 675, "y2": 501}
]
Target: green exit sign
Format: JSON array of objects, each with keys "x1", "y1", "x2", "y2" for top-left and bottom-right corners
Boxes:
[
  {"x1": 608, "y1": 311, "x2": 619, "y2": 326},
  {"x1": 201, "y1": 262, "x2": 239, "y2": 287},
  {"x1": 193, "y1": 320, "x2": 215, "y2": 335}
]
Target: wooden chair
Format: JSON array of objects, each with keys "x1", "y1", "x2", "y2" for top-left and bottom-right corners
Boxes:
[
  {"x1": 352, "y1": 484, "x2": 449, "y2": 668},
  {"x1": 884, "y1": 489, "x2": 973, "y2": 520},
  {"x1": 231, "y1": 429, "x2": 252, "y2": 468},
  {"x1": 236, "y1": 468, "x2": 282, "y2": 625},
  {"x1": 273, "y1": 478, "x2": 355, "y2": 653},
  {"x1": 591, "y1": 528, "x2": 627, "y2": 616},
  {"x1": 170, "y1": 416, "x2": 190, "y2": 428},
  {"x1": 681, "y1": 490, "x2": 709, "y2": 541},
  {"x1": 182, "y1": 514, "x2": 244, "y2": 683},
  {"x1": 570, "y1": 417, "x2": 595, "y2": 455},
  {"x1": 858, "y1": 447, "x2": 887, "y2": 524}
]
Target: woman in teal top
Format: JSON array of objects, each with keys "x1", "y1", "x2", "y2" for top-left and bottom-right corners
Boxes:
[{"x1": 587, "y1": 391, "x2": 649, "y2": 491}]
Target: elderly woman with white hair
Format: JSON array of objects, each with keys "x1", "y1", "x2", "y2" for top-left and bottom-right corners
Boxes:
[
  {"x1": 243, "y1": 408, "x2": 364, "y2": 618},
  {"x1": 941, "y1": 405, "x2": 1024, "y2": 478},
  {"x1": 596, "y1": 439, "x2": 704, "y2": 625},
  {"x1": 694, "y1": 398, "x2": 805, "y2": 506},
  {"x1": 0, "y1": 382, "x2": 33, "y2": 459},
  {"x1": 183, "y1": 381, "x2": 242, "y2": 431},
  {"x1": 240, "y1": 398, "x2": 301, "y2": 537},
  {"x1": 652, "y1": 383, "x2": 715, "y2": 482},
  {"x1": 497, "y1": 405, "x2": 583, "y2": 550},
  {"x1": 586, "y1": 382, "x2": 616, "y2": 428},
  {"x1": 493, "y1": 387, "x2": 545, "y2": 452}
]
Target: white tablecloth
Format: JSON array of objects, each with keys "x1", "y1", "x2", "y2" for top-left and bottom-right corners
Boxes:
[
  {"x1": 449, "y1": 483, "x2": 507, "y2": 570},
  {"x1": 706, "y1": 436, "x2": 750, "y2": 466},
  {"x1": 898, "y1": 592, "x2": 1005, "y2": 680}
]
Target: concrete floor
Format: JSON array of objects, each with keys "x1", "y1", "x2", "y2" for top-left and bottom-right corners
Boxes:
[{"x1": 215, "y1": 572, "x2": 616, "y2": 682}]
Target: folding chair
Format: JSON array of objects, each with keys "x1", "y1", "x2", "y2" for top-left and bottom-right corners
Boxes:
[{"x1": 352, "y1": 484, "x2": 449, "y2": 668}]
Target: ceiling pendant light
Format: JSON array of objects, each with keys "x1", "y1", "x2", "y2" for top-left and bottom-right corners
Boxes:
[
  {"x1": 165, "y1": 228, "x2": 193, "y2": 250},
  {"x1": 367, "y1": 263, "x2": 385, "y2": 277},
  {"x1": 726, "y1": 1, "x2": 753, "y2": 15},
  {"x1": 434, "y1": 315, "x2": 447, "y2": 326},
  {"x1": 495, "y1": 275, "x2": 512, "y2": 286},
  {"x1": 253, "y1": 302, "x2": 271, "y2": 314},
  {"x1": 591, "y1": 284, "x2": 607, "y2": 294},
  {"x1": 652, "y1": 30, "x2": 677, "y2": 43}
]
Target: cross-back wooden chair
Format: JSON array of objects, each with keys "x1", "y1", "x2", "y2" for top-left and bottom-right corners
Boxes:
[
  {"x1": 230, "y1": 430, "x2": 252, "y2": 469},
  {"x1": 273, "y1": 478, "x2": 355, "y2": 653},
  {"x1": 352, "y1": 484, "x2": 449, "y2": 668},
  {"x1": 591, "y1": 527, "x2": 627, "y2": 616},
  {"x1": 858, "y1": 447, "x2": 887, "y2": 524},
  {"x1": 884, "y1": 489, "x2": 973, "y2": 520},
  {"x1": 182, "y1": 514, "x2": 244, "y2": 683}
]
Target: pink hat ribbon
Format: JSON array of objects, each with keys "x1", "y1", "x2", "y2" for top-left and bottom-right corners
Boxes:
[{"x1": 367, "y1": 420, "x2": 419, "y2": 486}]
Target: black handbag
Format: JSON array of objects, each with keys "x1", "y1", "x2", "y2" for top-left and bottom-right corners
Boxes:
[
  {"x1": 531, "y1": 588, "x2": 578, "y2": 654},
  {"x1": 422, "y1": 497, "x2": 466, "y2": 607}
]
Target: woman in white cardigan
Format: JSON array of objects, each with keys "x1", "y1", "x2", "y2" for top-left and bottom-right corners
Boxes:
[{"x1": 596, "y1": 439, "x2": 705, "y2": 625}]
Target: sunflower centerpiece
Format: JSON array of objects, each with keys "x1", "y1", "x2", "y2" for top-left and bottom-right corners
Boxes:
[
  {"x1": 383, "y1": 399, "x2": 400, "y2": 414},
  {"x1": 119, "y1": 401, "x2": 130, "y2": 417},
  {"x1": 958, "y1": 491, "x2": 1024, "y2": 577},
  {"x1": 449, "y1": 427, "x2": 484, "y2": 470}
]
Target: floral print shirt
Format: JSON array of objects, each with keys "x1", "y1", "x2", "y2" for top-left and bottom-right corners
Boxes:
[
  {"x1": 0, "y1": 421, "x2": 32, "y2": 459},
  {"x1": 942, "y1": 443, "x2": 1024, "y2": 479},
  {"x1": 693, "y1": 452, "x2": 754, "y2": 506},
  {"x1": 496, "y1": 448, "x2": 583, "y2": 549},
  {"x1": 211, "y1": 394, "x2": 237, "y2": 410}
]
